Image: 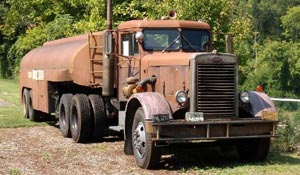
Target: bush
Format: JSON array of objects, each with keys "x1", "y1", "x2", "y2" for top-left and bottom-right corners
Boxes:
[{"x1": 272, "y1": 111, "x2": 300, "y2": 153}]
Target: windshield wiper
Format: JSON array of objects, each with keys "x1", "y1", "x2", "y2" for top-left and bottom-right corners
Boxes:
[
  {"x1": 182, "y1": 35, "x2": 200, "y2": 52},
  {"x1": 162, "y1": 35, "x2": 180, "y2": 53}
]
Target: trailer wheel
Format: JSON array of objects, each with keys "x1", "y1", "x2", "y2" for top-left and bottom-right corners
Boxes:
[
  {"x1": 70, "y1": 94, "x2": 92, "y2": 143},
  {"x1": 88, "y1": 94, "x2": 106, "y2": 141},
  {"x1": 237, "y1": 138, "x2": 270, "y2": 162},
  {"x1": 22, "y1": 88, "x2": 30, "y2": 118},
  {"x1": 132, "y1": 108, "x2": 161, "y2": 169},
  {"x1": 28, "y1": 90, "x2": 40, "y2": 122},
  {"x1": 58, "y1": 94, "x2": 73, "y2": 138}
]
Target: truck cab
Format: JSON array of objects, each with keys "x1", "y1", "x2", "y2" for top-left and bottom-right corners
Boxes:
[{"x1": 115, "y1": 20, "x2": 278, "y2": 168}]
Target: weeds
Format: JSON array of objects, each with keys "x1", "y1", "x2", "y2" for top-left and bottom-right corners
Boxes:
[
  {"x1": 272, "y1": 111, "x2": 300, "y2": 153},
  {"x1": 9, "y1": 169, "x2": 21, "y2": 175}
]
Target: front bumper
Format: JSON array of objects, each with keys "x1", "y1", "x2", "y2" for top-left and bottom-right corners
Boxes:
[{"x1": 145, "y1": 118, "x2": 278, "y2": 143}]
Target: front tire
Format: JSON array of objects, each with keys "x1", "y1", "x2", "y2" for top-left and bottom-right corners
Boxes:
[
  {"x1": 58, "y1": 94, "x2": 73, "y2": 138},
  {"x1": 70, "y1": 94, "x2": 92, "y2": 143},
  {"x1": 237, "y1": 138, "x2": 270, "y2": 162},
  {"x1": 132, "y1": 108, "x2": 161, "y2": 169}
]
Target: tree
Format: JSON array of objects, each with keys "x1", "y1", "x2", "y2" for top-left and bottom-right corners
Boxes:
[{"x1": 281, "y1": 6, "x2": 300, "y2": 42}]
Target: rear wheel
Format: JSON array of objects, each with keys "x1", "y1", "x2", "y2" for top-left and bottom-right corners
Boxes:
[
  {"x1": 70, "y1": 94, "x2": 92, "y2": 143},
  {"x1": 28, "y1": 90, "x2": 40, "y2": 122},
  {"x1": 88, "y1": 94, "x2": 106, "y2": 141},
  {"x1": 132, "y1": 108, "x2": 161, "y2": 169},
  {"x1": 237, "y1": 138, "x2": 270, "y2": 162},
  {"x1": 22, "y1": 88, "x2": 30, "y2": 118},
  {"x1": 58, "y1": 94, "x2": 73, "y2": 138}
]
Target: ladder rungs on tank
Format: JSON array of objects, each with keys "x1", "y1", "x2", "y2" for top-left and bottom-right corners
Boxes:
[{"x1": 88, "y1": 32, "x2": 104, "y2": 85}]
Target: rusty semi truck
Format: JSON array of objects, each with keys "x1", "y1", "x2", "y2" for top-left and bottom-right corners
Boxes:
[{"x1": 19, "y1": 5, "x2": 278, "y2": 169}]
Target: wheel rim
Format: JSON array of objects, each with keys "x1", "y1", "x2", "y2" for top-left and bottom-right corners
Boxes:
[
  {"x1": 133, "y1": 121, "x2": 146, "y2": 159},
  {"x1": 71, "y1": 107, "x2": 78, "y2": 134}
]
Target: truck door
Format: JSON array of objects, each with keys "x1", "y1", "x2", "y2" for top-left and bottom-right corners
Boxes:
[{"x1": 118, "y1": 32, "x2": 140, "y2": 101}]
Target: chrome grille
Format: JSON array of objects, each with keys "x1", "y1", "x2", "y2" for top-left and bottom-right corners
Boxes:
[{"x1": 196, "y1": 63, "x2": 236, "y2": 118}]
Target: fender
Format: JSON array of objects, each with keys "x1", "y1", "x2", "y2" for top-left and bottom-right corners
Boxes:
[
  {"x1": 123, "y1": 92, "x2": 172, "y2": 155},
  {"x1": 241, "y1": 91, "x2": 277, "y2": 118},
  {"x1": 126, "y1": 92, "x2": 172, "y2": 120},
  {"x1": 249, "y1": 91, "x2": 277, "y2": 117}
]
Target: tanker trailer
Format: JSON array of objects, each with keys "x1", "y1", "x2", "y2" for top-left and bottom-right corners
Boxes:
[{"x1": 20, "y1": 31, "x2": 115, "y2": 142}]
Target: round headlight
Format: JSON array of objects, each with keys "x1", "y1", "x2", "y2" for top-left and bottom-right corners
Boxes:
[
  {"x1": 240, "y1": 91, "x2": 250, "y2": 103},
  {"x1": 175, "y1": 91, "x2": 187, "y2": 104}
]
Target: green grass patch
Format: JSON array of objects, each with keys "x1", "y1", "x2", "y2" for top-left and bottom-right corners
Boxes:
[
  {"x1": 0, "y1": 78, "x2": 46, "y2": 128},
  {"x1": 181, "y1": 152, "x2": 300, "y2": 175},
  {"x1": 0, "y1": 78, "x2": 20, "y2": 105}
]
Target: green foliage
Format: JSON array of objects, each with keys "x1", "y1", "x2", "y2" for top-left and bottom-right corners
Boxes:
[
  {"x1": 241, "y1": 41, "x2": 300, "y2": 98},
  {"x1": 273, "y1": 111, "x2": 300, "y2": 153},
  {"x1": 281, "y1": 6, "x2": 300, "y2": 42}
]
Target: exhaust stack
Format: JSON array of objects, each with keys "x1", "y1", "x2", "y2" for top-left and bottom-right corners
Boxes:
[
  {"x1": 106, "y1": 0, "x2": 112, "y2": 30},
  {"x1": 102, "y1": 0, "x2": 114, "y2": 96}
]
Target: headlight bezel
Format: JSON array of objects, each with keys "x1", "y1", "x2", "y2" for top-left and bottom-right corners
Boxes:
[
  {"x1": 175, "y1": 90, "x2": 188, "y2": 104},
  {"x1": 240, "y1": 91, "x2": 250, "y2": 103}
]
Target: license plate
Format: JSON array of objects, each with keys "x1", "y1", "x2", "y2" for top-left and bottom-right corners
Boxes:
[{"x1": 185, "y1": 112, "x2": 204, "y2": 122}]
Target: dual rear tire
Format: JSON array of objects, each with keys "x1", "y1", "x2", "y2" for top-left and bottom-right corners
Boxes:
[{"x1": 58, "y1": 94, "x2": 105, "y2": 143}]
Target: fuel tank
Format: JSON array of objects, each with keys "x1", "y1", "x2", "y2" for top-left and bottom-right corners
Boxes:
[{"x1": 20, "y1": 32, "x2": 104, "y2": 87}]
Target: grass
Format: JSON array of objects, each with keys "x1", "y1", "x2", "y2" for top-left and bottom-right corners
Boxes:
[
  {"x1": 0, "y1": 78, "x2": 45, "y2": 128},
  {"x1": 177, "y1": 151, "x2": 300, "y2": 175}
]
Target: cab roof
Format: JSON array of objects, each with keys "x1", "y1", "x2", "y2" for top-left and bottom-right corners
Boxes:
[{"x1": 117, "y1": 20, "x2": 211, "y2": 30}]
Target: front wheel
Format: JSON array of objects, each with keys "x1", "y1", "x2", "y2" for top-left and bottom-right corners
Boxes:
[{"x1": 132, "y1": 108, "x2": 161, "y2": 169}]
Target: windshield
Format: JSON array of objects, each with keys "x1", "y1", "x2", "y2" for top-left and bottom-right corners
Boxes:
[
  {"x1": 143, "y1": 29, "x2": 180, "y2": 51},
  {"x1": 143, "y1": 29, "x2": 210, "y2": 52},
  {"x1": 182, "y1": 29, "x2": 210, "y2": 52}
]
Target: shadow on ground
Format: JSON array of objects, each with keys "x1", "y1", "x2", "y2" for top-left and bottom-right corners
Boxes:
[{"x1": 157, "y1": 143, "x2": 300, "y2": 171}]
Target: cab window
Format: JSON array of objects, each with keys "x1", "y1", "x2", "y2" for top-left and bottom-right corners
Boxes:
[{"x1": 121, "y1": 33, "x2": 138, "y2": 56}]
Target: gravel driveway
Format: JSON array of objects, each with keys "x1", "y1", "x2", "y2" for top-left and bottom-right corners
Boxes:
[{"x1": 1, "y1": 123, "x2": 219, "y2": 175}]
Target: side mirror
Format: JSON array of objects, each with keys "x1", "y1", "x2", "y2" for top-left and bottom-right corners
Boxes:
[
  {"x1": 104, "y1": 31, "x2": 113, "y2": 54},
  {"x1": 135, "y1": 32, "x2": 144, "y2": 42}
]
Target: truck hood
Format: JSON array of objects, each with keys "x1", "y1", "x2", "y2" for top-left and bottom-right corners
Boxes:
[{"x1": 142, "y1": 52, "x2": 196, "y2": 66}]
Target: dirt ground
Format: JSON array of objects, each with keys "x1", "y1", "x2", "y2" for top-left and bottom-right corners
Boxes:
[{"x1": 0, "y1": 121, "x2": 244, "y2": 175}]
